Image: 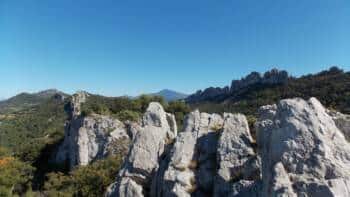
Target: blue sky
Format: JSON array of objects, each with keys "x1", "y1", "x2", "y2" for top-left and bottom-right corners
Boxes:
[{"x1": 0, "y1": 0, "x2": 349, "y2": 98}]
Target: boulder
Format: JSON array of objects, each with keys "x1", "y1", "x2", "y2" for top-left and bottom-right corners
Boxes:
[{"x1": 257, "y1": 97, "x2": 350, "y2": 197}]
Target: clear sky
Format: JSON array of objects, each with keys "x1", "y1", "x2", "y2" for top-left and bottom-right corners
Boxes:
[{"x1": 1, "y1": 0, "x2": 349, "y2": 98}]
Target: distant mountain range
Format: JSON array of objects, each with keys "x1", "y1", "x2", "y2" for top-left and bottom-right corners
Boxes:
[
  {"x1": 2, "y1": 66, "x2": 349, "y2": 115},
  {"x1": 0, "y1": 88, "x2": 188, "y2": 114},
  {"x1": 150, "y1": 89, "x2": 188, "y2": 101}
]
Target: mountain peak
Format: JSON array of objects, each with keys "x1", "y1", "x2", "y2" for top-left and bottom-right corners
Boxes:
[{"x1": 151, "y1": 89, "x2": 188, "y2": 101}]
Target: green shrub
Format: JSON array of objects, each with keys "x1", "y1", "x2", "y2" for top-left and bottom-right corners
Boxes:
[
  {"x1": 43, "y1": 155, "x2": 123, "y2": 197},
  {"x1": 166, "y1": 101, "x2": 191, "y2": 129},
  {"x1": 116, "y1": 110, "x2": 140, "y2": 122},
  {"x1": 0, "y1": 155, "x2": 34, "y2": 196}
]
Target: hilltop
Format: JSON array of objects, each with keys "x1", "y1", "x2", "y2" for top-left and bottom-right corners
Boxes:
[
  {"x1": 150, "y1": 89, "x2": 188, "y2": 101},
  {"x1": 0, "y1": 89, "x2": 68, "y2": 114}
]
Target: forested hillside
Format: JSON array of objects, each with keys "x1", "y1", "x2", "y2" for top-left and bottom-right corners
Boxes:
[{"x1": 0, "y1": 89, "x2": 67, "y2": 114}]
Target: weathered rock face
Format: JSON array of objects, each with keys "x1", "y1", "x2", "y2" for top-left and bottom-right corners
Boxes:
[
  {"x1": 54, "y1": 92, "x2": 131, "y2": 168},
  {"x1": 257, "y1": 97, "x2": 350, "y2": 197},
  {"x1": 214, "y1": 113, "x2": 260, "y2": 197},
  {"x1": 105, "y1": 97, "x2": 350, "y2": 197},
  {"x1": 327, "y1": 110, "x2": 350, "y2": 141},
  {"x1": 155, "y1": 111, "x2": 225, "y2": 197},
  {"x1": 70, "y1": 91, "x2": 88, "y2": 118},
  {"x1": 107, "y1": 102, "x2": 178, "y2": 197},
  {"x1": 55, "y1": 114, "x2": 130, "y2": 167},
  {"x1": 108, "y1": 108, "x2": 259, "y2": 197}
]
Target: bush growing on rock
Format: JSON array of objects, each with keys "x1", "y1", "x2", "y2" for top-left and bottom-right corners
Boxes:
[
  {"x1": 80, "y1": 94, "x2": 167, "y2": 118},
  {"x1": 115, "y1": 110, "x2": 140, "y2": 122}
]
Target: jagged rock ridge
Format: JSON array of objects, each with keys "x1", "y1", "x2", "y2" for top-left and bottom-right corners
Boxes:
[
  {"x1": 106, "y1": 97, "x2": 350, "y2": 197},
  {"x1": 186, "y1": 68, "x2": 289, "y2": 103},
  {"x1": 107, "y1": 104, "x2": 260, "y2": 196}
]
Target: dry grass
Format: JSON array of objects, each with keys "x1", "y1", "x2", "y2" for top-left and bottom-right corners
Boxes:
[
  {"x1": 186, "y1": 177, "x2": 197, "y2": 193},
  {"x1": 165, "y1": 137, "x2": 175, "y2": 145},
  {"x1": 210, "y1": 123, "x2": 223, "y2": 132},
  {"x1": 175, "y1": 165, "x2": 187, "y2": 171},
  {"x1": 0, "y1": 157, "x2": 14, "y2": 166},
  {"x1": 188, "y1": 160, "x2": 198, "y2": 170}
]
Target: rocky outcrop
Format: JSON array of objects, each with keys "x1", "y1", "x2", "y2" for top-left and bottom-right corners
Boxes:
[
  {"x1": 107, "y1": 108, "x2": 259, "y2": 197},
  {"x1": 105, "y1": 97, "x2": 350, "y2": 197},
  {"x1": 186, "y1": 87, "x2": 230, "y2": 103},
  {"x1": 155, "y1": 111, "x2": 225, "y2": 197},
  {"x1": 257, "y1": 98, "x2": 350, "y2": 197},
  {"x1": 54, "y1": 92, "x2": 131, "y2": 168},
  {"x1": 214, "y1": 113, "x2": 260, "y2": 197},
  {"x1": 186, "y1": 68, "x2": 289, "y2": 103},
  {"x1": 69, "y1": 91, "x2": 88, "y2": 118},
  {"x1": 55, "y1": 114, "x2": 130, "y2": 167},
  {"x1": 327, "y1": 110, "x2": 350, "y2": 141},
  {"x1": 231, "y1": 69, "x2": 288, "y2": 93},
  {"x1": 106, "y1": 102, "x2": 177, "y2": 197}
]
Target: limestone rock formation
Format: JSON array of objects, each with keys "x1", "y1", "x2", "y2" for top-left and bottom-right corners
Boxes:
[
  {"x1": 70, "y1": 91, "x2": 89, "y2": 118},
  {"x1": 327, "y1": 110, "x2": 350, "y2": 141},
  {"x1": 108, "y1": 108, "x2": 259, "y2": 197},
  {"x1": 214, "y1": 113, "x2": 260, "y2": 197},
  {"x1": 155, "y1": 111, "x2": 225, "y2": 197},
  {"x1": 54, "y1": 92, "x2": 131, "y2": 168},
  {"x1": 185, "y1": 87, "x2": 230, "y2": 103},
  {"x1": 257, "y1": 97, "x2": 350, "y2": 197},
  {"x1": 105, "y1": 97, "x2": 350, "y2": 197},
  {"x1": 230, "y1": 68, "x2": 288, "y2": 93},
  {"x1": 106, "y1": 102, "x2": 178, "y2": 197},
  {"x1": 55, "y1": 114, "x2": 130, "y2": 167}
]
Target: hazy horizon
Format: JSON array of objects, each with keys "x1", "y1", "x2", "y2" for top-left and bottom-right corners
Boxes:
[{"x1": 1, "y1": 0, "x2": 349, "y2": 98}]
